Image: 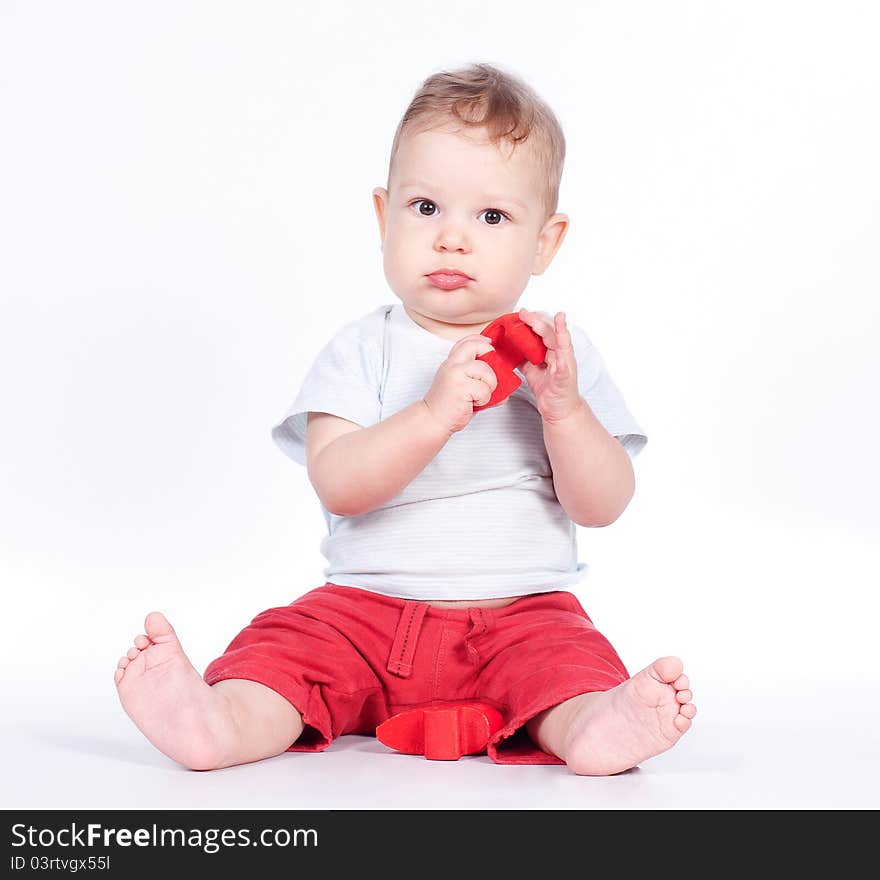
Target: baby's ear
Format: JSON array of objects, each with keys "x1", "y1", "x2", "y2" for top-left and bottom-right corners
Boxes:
[
  {"x1": 533, "y1": 213, "x2": 570, "y2": 274},
  {"x1": 372, "y1": 187, "x2": 389, "y2": 243}
]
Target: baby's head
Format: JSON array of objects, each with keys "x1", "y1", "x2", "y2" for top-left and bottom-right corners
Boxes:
[{"x1": 372, "y1": 62, "x2": 569, "y2": 336}]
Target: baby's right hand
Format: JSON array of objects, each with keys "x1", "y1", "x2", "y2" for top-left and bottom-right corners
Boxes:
[{"x1": 423, "y1": 334, "x2": 499, "y2": 435}]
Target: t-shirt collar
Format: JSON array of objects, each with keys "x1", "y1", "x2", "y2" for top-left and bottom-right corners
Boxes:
[{"x1": 391, "y1": 304, "x2": 459, "y2": 349}]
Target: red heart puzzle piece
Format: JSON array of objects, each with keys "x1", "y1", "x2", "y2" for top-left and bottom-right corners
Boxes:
[{"x1": 473, "y1": 313, "x2": 547, "y2": 412}]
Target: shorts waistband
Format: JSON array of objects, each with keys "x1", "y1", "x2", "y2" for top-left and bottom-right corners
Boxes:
[{"x1": 323, "y1": 581, "x2": 561, "y2": 621}]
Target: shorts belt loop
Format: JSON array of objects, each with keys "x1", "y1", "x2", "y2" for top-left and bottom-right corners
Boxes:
[
  {"x1": 387, "y1": 600, "x2": 428, "y2": 678},
  {"x1": 464, "y1": 607, "x2": 494, "y2": 667}
]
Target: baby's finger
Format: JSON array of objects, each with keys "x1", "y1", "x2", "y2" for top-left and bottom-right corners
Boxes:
[
  {"x1": 446, "y1": 334, "x2": 495, "y2": 365},
  {"x1": 553, "y1": 312, "x2": 574, "y2": 352},
  {"x1": 464, "y1": 359, "x2": 498, "y2": 391},
  {"x1": 467, "y1": 377, "x2": 494, "y2": 407},
  {"x1": 519, "y1": 308, "x2": 557, "y2": 346}
]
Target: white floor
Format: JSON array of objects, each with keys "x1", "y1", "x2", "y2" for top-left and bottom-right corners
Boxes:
[{"x1": 4, "y1": 679, "x2": 878, "y2": 810}]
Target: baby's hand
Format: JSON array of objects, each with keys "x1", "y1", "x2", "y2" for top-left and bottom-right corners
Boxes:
[
  {"x1": 423, "y1": 334, "x2": 498, "y2": 435},
  {"x1": 517, "y1": 309, "x2": 582, "y2": 423}
]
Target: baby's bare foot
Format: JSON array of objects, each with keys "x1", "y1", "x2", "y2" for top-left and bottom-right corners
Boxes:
[
  {"x1": 563, "y1": 657, "x2": 696, "y2": 776},
  {"x1": 114, "y1": 612, "x2": 236, "y2": 770}
]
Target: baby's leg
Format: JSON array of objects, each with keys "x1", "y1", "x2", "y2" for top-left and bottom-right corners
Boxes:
[
  {"x1": 115, "y1": 612, "x2": 303, "y2": 770},
  {"x1": 526, "y1": 657, "x2": 696, "y2": 776}
]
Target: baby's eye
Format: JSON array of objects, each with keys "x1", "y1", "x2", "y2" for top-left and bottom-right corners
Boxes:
[
  {"x1": 410, "y1": 199, "x2": 438, "y2": 216},
  {"x1": 479, "y1": 209, "x2": 509, "y2": 226}
]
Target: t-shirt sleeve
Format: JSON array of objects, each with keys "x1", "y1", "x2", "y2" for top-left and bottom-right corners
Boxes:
[
  {"x1": 570, "y1": 325, "x2": 648, "y2": 460},
  {"x1": 270, "y1": 322, "x2": 382, "y2": 466}
]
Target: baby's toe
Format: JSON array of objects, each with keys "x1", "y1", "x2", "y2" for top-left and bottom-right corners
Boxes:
[
  {"x1": 680, "y1": 703, "x2": 697, "y2": 719},
  {"x1": 114, "y1": 655, "x2": 133, "y2": 683},
  {"x1": 673, "y1": 673, "x2": 689, "y2": 691},
  {"x1": 144, "y1": 611, "x2": 176, "y2": 640},
  {"x1": 652, "y1": 656, "x2": 684, "y2": 684},
  {"x1": 126, "y1": 646, "x2": 140, "y2": 660},
  {"x1": 673, "y1": 714, "x2": 692, "y2": 733},
  {"x1": 676, "y1": 689, "x2": 692, "y2": 704},
  {"x1": 134, "y1": 634, "x2": 150, "y2": 650}
]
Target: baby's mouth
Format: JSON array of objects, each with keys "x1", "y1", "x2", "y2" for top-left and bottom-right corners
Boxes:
[{"x1": 426, "y1": 271, "x2": 473, "y2": 291}]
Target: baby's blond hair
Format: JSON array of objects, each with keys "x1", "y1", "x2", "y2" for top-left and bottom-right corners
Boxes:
[{"x1": 386, "y1": 62, "x2": 566, "y2": 219}]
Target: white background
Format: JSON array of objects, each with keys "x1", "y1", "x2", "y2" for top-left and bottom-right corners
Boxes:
[{"x1": 1, "y1": 0, "x2": 878, "y2": 809}]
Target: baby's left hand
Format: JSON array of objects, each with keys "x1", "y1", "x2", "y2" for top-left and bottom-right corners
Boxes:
[{"x1": 517, "y1": 309, "x2": 582, "y2": 423}]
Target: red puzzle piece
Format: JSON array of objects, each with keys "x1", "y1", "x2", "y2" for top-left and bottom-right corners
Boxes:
[
  {"x1": 376, "y1": 702, "x2": 504, "y2": 761},
  {"x1": 474, "y1": 313, "x2": 547, "y2": 412}
]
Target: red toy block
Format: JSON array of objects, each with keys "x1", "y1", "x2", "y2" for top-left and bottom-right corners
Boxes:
[
  {"x1": 376, "y1": 702, "x2": 504, "y2": 761},
  {"x1": 474, "y1": 313, "x2": 547, "y2": 411}
]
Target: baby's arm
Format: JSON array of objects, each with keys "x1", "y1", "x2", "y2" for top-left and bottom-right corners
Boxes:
[
  {"x1": 307, "y1": 333, "x2": 497, "y2": 517},
  {"x1": 307, "y1": 404, "x2": 450, "y2": 516}
]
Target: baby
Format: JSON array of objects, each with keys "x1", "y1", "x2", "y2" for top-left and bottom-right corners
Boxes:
[{"x1": 115, "y1": 62, "x2": 695, "y2": 774}]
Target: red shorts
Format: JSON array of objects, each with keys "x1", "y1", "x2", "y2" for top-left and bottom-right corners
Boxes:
[{"x1": 203, "y1": 583, "x2": 629, "y2": 765}]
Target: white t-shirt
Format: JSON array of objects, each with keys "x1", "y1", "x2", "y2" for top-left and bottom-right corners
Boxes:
[{"x1": 272, "y1": 303, "x2": 647, "y2": 601}]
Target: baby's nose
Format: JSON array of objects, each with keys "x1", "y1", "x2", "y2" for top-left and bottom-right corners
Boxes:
[{"x1": 434, "y1": 224, "x2": 469, "y2": 252}]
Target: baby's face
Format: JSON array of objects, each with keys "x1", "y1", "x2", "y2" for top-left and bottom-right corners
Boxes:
[{"x1": 373, "y1": 125, "x2": 568, "y2": 338}]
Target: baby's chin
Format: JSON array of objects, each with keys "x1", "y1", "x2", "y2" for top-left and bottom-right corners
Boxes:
[
  {"x1": 399, "y1": 293, "x2": 517, "y2": 323},
  {"x1": 404, "y1": 301, "x2": 499, "y2": 327}
]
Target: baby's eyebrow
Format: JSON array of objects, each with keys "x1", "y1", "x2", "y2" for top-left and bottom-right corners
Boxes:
[{"x1": 399, "y1": 181, "x2": 526, "y2": 210}]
